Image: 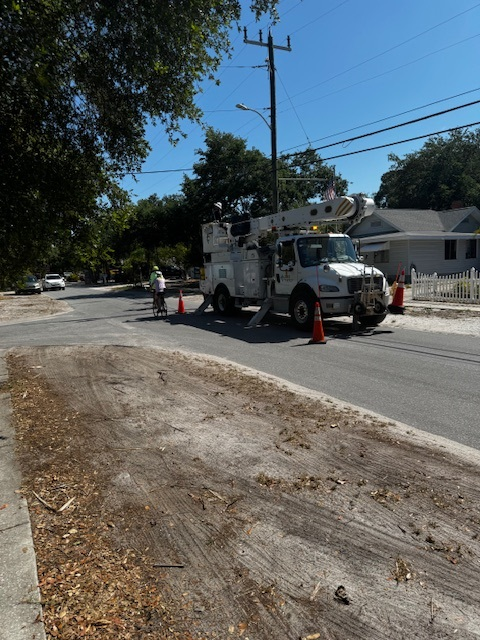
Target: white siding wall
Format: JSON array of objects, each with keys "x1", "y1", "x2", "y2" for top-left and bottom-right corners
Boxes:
[
  {"x1": 409, "y1": 240, "x2": 480, "y2": 276},
  {"x1": 363, "y1": 240, "x2": 408, "y2": 281},
  {"x1": 410, "y1": 240, "x2": 444, "y2": 275},
  {"x1": 363, "y1": 239, "x2": 480, "y2": 282}
]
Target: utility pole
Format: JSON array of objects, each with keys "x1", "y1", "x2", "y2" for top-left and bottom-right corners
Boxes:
[{"x1": 243, "y1": 28, "x2": 291, "y2": 214}]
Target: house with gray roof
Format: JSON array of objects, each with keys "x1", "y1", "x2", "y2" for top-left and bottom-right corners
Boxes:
[{"x1": 347, "y1": 206, "x2": 479, "y2": 282}]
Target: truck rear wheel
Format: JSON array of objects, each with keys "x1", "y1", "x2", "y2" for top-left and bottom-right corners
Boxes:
[
  {"x1": 290, "y1": 289, "x2": 317, "y2": 331},
  {"x1": 213, "y1": 285, "x2": 235, "y2": 315}
]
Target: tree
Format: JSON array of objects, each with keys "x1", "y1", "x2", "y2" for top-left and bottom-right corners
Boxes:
[
  {"x1": 68, "y1": 186, "x2": 134, "y2": 281},
  {"x1": 0, "y1": 0, "x2": 279, "y2": 286},
  {"x1": 278, "y1": 149, "x2": 348, "y2": 210},
  {"x1": 375, "y1": 129, "x2": 480, "y2": 210},
  {"x1": 182, "y1": 128, "x2": 274, "y2": 222},
  {"x1": 116, "y1": 129, "x2": 352, "y2": 267}
]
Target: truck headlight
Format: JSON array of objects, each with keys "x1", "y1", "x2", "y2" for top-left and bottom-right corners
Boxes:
[{"x1": 319, "y1": 285, "x2": 340, "y2": 292}]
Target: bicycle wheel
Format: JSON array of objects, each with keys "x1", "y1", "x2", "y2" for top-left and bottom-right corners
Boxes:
[
  {"x1": 153, "y1": 296, "x2": 163, "y2": 318},
  {"x1": 160, "y1": 300, "x2": 168, "y2": 318}
]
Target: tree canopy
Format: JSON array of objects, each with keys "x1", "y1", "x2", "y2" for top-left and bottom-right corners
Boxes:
[
  {"x1": 375, "y1": 129, "x2": 480, "y2": 210},
  {"x1": 118, "y1": 129, "x2": 350, "y2": 269},
  {"x1": 181, "y1": 128, "x2": 349, "y2": 224},
  {"x1": 0, "y1": 0, "x2": 279, "y2": 285}
]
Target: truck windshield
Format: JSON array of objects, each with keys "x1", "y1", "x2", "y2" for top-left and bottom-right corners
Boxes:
[{"x1": 297, "y1": 237, "x2": 357, "y2": 266}]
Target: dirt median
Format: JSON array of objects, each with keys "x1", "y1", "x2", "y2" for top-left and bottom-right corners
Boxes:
[{"x1": 6, "y1": 344, "x2": 479, "y2": 640}]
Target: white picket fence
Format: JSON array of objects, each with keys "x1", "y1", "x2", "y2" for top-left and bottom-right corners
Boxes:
[{"x1": 410, "y1": 268, "x2": 480, "y2": 303}]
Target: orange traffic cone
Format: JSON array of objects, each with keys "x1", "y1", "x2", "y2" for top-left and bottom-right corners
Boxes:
[
  {"x1": 388, "y1": 269, "x2": 405, "y2": 315},
  {"x1": 309, "y1": 302, "x2": 326, "y2": 344},
  {"x1": 177, "y1": 290, "x2": 186, "y2": 314}
]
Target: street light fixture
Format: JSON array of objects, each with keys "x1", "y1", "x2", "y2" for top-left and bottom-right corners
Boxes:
[
  {"x1": 235, "y1": 103, "x2": 271, "y2": 130},
  {"x1": 236, "y1": 102, "x2": 278, "y2": 214}
]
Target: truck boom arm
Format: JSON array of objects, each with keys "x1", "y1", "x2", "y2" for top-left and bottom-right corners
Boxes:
[
  {"x1": 247, "y1": 194, "x2": 374, "y2": 235},
  {"x1": 202, "y1": 194, "x2": 375, "y2": 252}
]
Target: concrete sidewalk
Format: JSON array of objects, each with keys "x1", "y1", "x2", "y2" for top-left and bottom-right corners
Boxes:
[{"x1": 0, "y1": 350, "x2": 45, "y2": 640}]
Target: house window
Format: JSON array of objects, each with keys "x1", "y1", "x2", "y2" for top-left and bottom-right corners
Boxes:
[
  {"x1": 466, "y1": 239, "x2": 477, "y2": 259},
  {"x1": 445, "y1": 240, "x2": 457, "y2": 260},
  {"x1": 375, "y1": 250, "x2": 389, "y2": 263}
]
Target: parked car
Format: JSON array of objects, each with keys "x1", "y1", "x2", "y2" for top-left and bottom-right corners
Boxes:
[
  {"x1": 15, "y1": 275, "x2": 42, "y2": 295},
  {"x1": 42, "y1": 273, "x2": 66, "y2": 291},
  {"x1": 160, "y1": 265, "x2": 182, "y2": 278}
]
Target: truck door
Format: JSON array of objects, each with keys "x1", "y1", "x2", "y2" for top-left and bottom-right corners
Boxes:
[{"x1": 274, "y1": 239, "x2": 298, "y2": 295}]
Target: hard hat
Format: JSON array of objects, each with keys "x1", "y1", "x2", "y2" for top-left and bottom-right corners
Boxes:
[{"x1": 153, "y1": 265, "x2": 159, "y2": 270}]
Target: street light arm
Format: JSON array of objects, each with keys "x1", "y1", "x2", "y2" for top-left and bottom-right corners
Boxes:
[
  {"x1": 236, "y1": 99, "x2": 278, "y2": 214},
  {"x1": 235, "y1": 103, "x2": 271, "y2": 130}
]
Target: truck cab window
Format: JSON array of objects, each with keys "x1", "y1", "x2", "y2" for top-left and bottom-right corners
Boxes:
[
  {"x1": 329, "y1": 238, "x2": 357, "y2": 263},
  {"x1": 297, "y1": 237, "x2": 357, "y2": 266},
  {"x1": 297, "y1": 238, "x2": 328, "y2": 266},
  {"x1": 279, "y1": 241, "x2": 295, "y2": 266}
]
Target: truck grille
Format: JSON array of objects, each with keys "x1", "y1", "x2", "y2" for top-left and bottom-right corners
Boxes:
[{"x1": 348, "y1": 276, "x2": 384, "y2": 293}]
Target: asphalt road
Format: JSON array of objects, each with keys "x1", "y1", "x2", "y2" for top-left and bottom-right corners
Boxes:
[{"x1": 1, "y1": 284, "x2": 479, "y2": 450}]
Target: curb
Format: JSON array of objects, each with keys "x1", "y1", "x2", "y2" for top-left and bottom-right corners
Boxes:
[{"x1": 0, "y1": 350, "x2": 46, "y2": 640}]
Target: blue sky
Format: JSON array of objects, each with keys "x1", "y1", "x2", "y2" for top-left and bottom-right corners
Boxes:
[{"x1": 120, "y1": 0, "x2": 480, "y2": 204}]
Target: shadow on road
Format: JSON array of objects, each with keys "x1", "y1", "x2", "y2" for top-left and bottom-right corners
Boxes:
[
  {"x1": 41, "y1": 285, "x2": 395, "y2": 345},
  {"x1": 126, "y1": 304, "x2": 394, "y2": 345}
]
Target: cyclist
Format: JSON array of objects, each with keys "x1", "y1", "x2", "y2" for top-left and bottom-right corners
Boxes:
[
  {"x1": 149, "y1": 265, "x2": 159, "y2": 302},
  {"x1": 153, "y1": 271, "x2": 166, "y2": 311}
]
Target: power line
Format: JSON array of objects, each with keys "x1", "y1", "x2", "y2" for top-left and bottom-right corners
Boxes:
[
  {"x1": 125, "y1": 7, "x2": 478, "y2": 197},
  {"x1": 281, "y1": 88, "x2": 480, "y2": 153},
  {"x1": 286, "y1": 100, "x2": 479, "y2": 157},
  {"x1": 127, "y1": 122, "x2": 479, "y2": 176},
  {"x1": 311, "y1": 122, "x2": 480, "y2": 163},
  {"x1": 127, "y1": 168, "x2": 194, "y2": 175},
  {"x1": 288, "y1": 0, "x2": 352, "y2": 36},
  {"x1": 218, "y1": 64, "x2": 267, "y2": 69},
  {"x1": 139, "y1": 90, "x2": 480, "y2": 181},
  {"x1": 280, "y1": 34, "x2": 479, "y2": 116},
  {"x1": 280, "y1": 4, "x2": 479, "y2": 105},
  {"x1": 276, "y1": 68, "x2": 312, "y2": 146}
]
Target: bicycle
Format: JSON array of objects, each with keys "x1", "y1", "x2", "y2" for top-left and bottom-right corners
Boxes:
[{"x1": 152, "y1": 292, "x2": 168, "y2": 318}]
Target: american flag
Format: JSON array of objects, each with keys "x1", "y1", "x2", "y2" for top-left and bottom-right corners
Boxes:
[{"x1": 323, "y1": 178, "x2": 336, "y2": 201}]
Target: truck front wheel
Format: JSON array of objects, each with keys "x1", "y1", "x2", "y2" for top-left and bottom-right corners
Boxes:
[
  {"x1": 290, "y1": 289, "x2": 317, "y2": 331},
  {"x1": 213, "y1": 285, "x2": 235, "y2": 315}
]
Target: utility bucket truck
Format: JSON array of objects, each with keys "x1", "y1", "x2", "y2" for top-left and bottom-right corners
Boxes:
[{"x1": 199, "y1": 195, "x2": 389, "y2": 330}]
